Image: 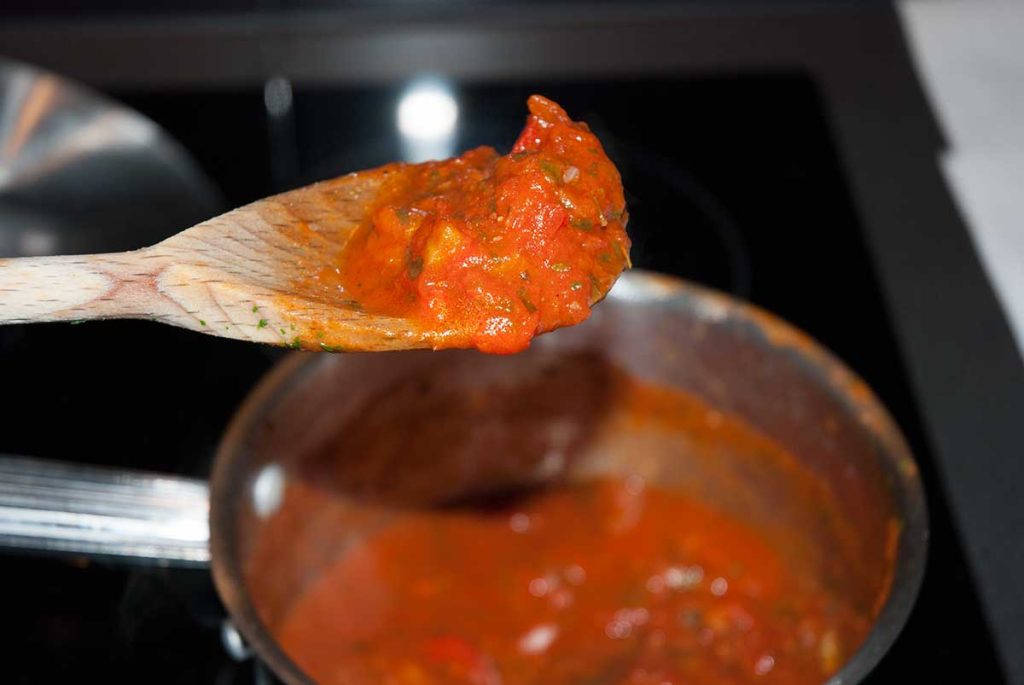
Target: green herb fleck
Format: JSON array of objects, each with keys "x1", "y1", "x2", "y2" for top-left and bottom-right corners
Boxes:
[
  {"x1": 199, "y1": 320, "x2": 206, "y2": 327},
  {"x1": 511, "y1": 151, "x2": 529, "y2": 161},
  {"x1": 288, "y1": 336, "x2": 302, "y2": 350},
  {"x1": 251, "y1": 304, "x2": 259, "y2": 313},
  {"x1": 320, "y1": 343, "x2": 343, "y2": 353},
  {"x1": 604, "y1": 206, "x2": 626, "y2": 222},
  {"x1": 517, "y1": 288, "x2": 538, "y2": 313},
  {"x1": 680, "y1": 608, "x2": 703, "y2": 629},
  {"x1": 280, "y1": 328, "x2": 287, "y2": 335},
  {"x1": 70, "y1": 319, "x2": 86, "y2": 326},
  {"x1": 570, "y1": 281, "x2": 583, "y2": 292},
  {"x1": 407, "y1": 256, "x2": 424, "y2": 279},
  {"x1": 614, "y1": 241, "x2": 633, "y2": 268},
  {"x1": 570, "y1": 218, "x2": 594, "y2": 233},
  {"x1": 257, "y1": 319, "x2": 268, "y2": 329},
  {"x1": 598, "y1": 252, "x2": 612, "y2": 264},
  {"x1": 540, "y1": 160, "x2": 561, "y2": 182},
  {"x1": 550, "y1": 262, "x2": 571, "y2": 273}
]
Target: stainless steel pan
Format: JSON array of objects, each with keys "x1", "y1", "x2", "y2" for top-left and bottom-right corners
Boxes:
[{"x1": 0, "y1": 270, "x2": 927, "y2": 685}]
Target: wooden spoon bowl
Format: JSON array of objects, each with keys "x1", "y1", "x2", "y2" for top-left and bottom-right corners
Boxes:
[{"x1": 0, "y1": 96, "x2": 630, "y2": 353}]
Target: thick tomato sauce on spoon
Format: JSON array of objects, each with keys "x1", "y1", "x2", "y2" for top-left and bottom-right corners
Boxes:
[{"x1": 307, "y1": 95, "x2": 630, "y2": 354}]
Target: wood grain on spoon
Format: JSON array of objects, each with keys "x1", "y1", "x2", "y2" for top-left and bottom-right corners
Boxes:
[{"x1": 0, "y1": 96, "x2": 630, "y2": 353}]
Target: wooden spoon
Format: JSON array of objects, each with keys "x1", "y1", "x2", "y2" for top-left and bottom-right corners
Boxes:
[
  {"x1": 0, "y1": 96, "x2": 631, "y2": 354},
  {"x1": 0, "y1": 173, "x2": 436, "y2": 351}
]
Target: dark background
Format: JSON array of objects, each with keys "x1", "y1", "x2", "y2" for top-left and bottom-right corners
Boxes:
[
  {"x1": 0, "y1": 73, "x2": 1007, "y2": 683},
  {"x1": 1, "y1": 2, "x2": 1021, "y2": 683}
]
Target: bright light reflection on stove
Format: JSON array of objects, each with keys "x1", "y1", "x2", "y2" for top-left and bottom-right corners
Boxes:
[{"x1": 396, "y1": 78, "x2": 458, "y2": 163}]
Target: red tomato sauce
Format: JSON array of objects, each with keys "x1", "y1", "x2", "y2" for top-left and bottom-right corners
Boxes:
[
  {"x1": 277, "y1": 478, "x2": 867, "y2": 685},
  {"x1": 271, "y1": 366, "x2": 871, "y2": 685},
  {"x1": 312, "y1": 96, "x2": 630, "y2": 354}
]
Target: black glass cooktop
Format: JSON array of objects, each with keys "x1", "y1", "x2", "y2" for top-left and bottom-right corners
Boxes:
[{"x1": 1, "y1": 76, "x2": 1005, "y2": 683}]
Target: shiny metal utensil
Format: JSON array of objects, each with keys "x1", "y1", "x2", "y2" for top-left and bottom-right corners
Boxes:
[
  {"x1": 0, "y1": 455, "x2": 209, "y2": 564},
  {"x1": 0, "y1": 58, "x2": 222, "y2": 563},
  {"x1": 0, "y1": 57, "x2": 222, "y2": 259}
]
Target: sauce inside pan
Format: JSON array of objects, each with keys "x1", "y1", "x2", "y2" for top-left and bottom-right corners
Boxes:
[{"x1": 247, "y1": 352, "x2": 876, "y2": 685}]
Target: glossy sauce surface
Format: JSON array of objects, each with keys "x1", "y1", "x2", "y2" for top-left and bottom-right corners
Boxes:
[
  {"x1": 298, "y1": 96, "x2": 630, "y2": 353},
  {"x1": 273, "y1": 369, "x2": 871, "y2": 685}
]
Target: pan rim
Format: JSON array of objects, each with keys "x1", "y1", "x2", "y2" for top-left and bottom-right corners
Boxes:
[{"x1": 209, "y1": 268, "x2": 928, "y2": 685}]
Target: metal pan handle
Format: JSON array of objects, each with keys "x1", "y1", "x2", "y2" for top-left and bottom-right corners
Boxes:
[{"x1": 0, "y1": 455, "x2": 209, "y2": 566}]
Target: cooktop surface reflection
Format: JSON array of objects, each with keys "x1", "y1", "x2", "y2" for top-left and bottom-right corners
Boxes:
[{"x1": 0, "y1": 75, "x2": 1004, "y2": 684}]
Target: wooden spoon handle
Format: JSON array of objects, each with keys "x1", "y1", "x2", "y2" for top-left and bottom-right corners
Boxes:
[
  {"x1": 0, "y1": 249, "x2": 298, "y2": 345},
  {"x1": 0, "y1": 250, "x2": 168, "y2": 324}
]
